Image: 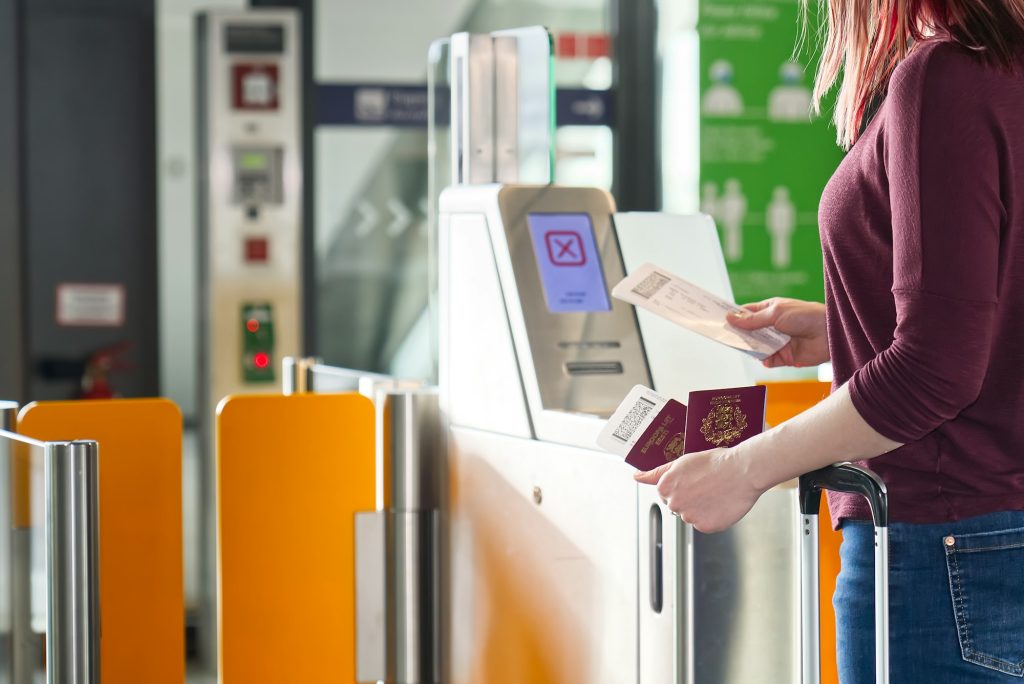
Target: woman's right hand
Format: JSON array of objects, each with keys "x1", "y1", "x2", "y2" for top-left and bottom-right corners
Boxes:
[{"x1": 726, "y1": 298, "x2": 829, "y2": 369}]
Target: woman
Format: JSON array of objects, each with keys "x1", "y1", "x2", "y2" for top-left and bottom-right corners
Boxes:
[{"x1": 636, "y1": 1, "x2": 1024, "y2": 681}]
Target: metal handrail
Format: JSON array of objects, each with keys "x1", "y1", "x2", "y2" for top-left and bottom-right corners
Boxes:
[{"x1": 0, "y1": 412, "x2": 100, "y2": 684}]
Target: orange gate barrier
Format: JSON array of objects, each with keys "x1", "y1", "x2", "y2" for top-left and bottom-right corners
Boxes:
[
  {"x1": 18, "y1": 398, "x2": 184, "y2": 684},
  {"x1": 217, "y1": 393, "x2": 375, "y2": 683},
  {"x1": 761, "y1": 380, "x2": 839, "y2": 684}
]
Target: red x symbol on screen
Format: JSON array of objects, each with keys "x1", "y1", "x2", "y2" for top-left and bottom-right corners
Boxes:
[{"x1": 545, "y1": 231, "x2": 586, "y2": 266}]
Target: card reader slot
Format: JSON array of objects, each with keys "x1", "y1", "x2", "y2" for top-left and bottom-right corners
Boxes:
[
  {"x1": 564, "y1": 361, "x2": 624, "y2": 376},
  {"x1": 557, "y1": 340, "x2": 622, "y2": 350}
]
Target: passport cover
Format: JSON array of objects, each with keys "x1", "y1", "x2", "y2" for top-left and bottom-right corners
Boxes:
[
  {"x1": 625, "y1": 399, "x2": 689, "y2": 471},
  {"x1": 684, "y1": 385, "x2": 767, "y2": 452}
]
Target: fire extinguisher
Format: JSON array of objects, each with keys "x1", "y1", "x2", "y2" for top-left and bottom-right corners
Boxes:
[{"x1": 79, "y1": 341, "x2": 135, "y2": 400}]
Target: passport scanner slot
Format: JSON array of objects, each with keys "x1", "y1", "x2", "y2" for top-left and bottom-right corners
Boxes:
[{"x1": 565, "y1": 361, "x2": 624, "y2": 376}]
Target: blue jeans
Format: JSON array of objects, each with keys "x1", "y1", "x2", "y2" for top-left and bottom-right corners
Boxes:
[{"x1": 836, "y1": 511, "x2": 1024, "y2": 682}]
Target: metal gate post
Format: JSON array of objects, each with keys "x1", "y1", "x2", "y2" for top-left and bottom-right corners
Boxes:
[{"x1": 45, "y1": 440, "x2": 100, "y2": 684}]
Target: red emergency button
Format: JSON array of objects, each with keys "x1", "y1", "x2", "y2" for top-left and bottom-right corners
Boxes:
[
  {"x1": 232, "y1": 63, "x2": 279, "y2": 111},
  {"x1": 253, "y1": 352, "x2": 270, "y2": 369},
  {"x1": 245, "y1": 237, "x2": 269, "y2": 263}
]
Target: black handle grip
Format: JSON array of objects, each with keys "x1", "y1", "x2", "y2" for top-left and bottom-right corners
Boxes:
[{"x1": 799, "y1": 463, "x2": 888, "y2": 528}]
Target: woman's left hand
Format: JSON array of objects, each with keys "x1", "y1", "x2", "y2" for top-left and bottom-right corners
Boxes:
[{"x1": 634, "y1": 447, "x2": 766, "y2": 533}]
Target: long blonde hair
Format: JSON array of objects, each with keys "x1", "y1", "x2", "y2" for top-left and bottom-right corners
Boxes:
[{"x1": 807, "y1": 0, "x2": 1024, "y2": 148}]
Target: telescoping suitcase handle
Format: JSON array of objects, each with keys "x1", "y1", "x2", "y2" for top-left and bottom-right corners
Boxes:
[{"x1": 799, "y1": 463, "x2": 889, "y2": 684}]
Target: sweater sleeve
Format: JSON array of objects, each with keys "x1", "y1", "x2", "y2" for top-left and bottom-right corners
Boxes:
[{"x1": 847, "y1": 44, "x2": 1003, "y2": 443}]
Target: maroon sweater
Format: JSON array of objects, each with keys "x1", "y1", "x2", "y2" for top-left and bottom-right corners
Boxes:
[{"x1": 821, "y1": 39, "x2": 1024, "y2": 525}]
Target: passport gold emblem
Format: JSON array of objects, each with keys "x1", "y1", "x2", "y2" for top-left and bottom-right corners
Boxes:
[
  {"x1": 699, "y1": 396, "x2": 748, "y2": 447},
  {"x1": 664, "y1": 432, "x2": 685, "y2": 460}
]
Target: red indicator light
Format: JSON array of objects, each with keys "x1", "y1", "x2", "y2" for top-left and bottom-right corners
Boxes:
[
  {"x1": 246, "y1": 319, "x2": 260, "y2": 334},
  {"x1": 253, "y1": 352, "x2": 270, "y2": 369}
]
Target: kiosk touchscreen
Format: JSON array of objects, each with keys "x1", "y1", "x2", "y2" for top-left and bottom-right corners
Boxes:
[
  {"x1": 526, "y1": 213, "x2": 611, "y2": 313},
  {"x1": 440, "y1": 184, "x2": 652, "y2": 448}
]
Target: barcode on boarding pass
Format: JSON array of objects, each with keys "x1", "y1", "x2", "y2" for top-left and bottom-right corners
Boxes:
[
  {"x1": 631, "y1": 272, "x2": 671, "y2": 299},
  {"x1": 612, "y1": 396, "x2": 658, "y2": 442}
]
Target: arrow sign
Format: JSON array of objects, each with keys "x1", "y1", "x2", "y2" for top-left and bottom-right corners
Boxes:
[
  {"x1": 353, "y1": 200, "x2": 379, "y2": 238},
  {"x1": 385, "y1": 198, "x2": 412, "y2": 237}
]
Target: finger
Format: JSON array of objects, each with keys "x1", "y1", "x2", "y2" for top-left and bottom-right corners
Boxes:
[
  {"x1": 737, "y1": 299, "x2": 773, "y2": 313},
  {"x1": 634, "y1": 462, "x2": 672, "y2": 484},
  {"x1": 726, "y1": 302, "x2": 778, "y2": 330},
  {"x1": 761, "y1": 344, "x2": 797, "y2": 369}
]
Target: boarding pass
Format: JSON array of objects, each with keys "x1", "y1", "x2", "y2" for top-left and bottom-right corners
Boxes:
[{"x1": 612, "y1": 263, "x2": 790, "y2": 360}]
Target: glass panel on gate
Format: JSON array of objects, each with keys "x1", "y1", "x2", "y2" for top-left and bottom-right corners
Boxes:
[
  {"x1": 492, "y1": 26, "x2": 555, "y2": 185},
  {"x1": 0, "y1": 427, "x2": 46, "y2": 684}
]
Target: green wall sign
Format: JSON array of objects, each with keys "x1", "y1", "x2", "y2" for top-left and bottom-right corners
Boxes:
[{"x1": 699, "y1": 0, "x2": 844, "y2": 304}]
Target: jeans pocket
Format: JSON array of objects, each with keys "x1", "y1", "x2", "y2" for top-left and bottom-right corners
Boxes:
[{"x1": 945, "y1": 526, "x2": 1024, "y2": 677}]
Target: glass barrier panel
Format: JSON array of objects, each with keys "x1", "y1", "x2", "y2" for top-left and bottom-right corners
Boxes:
[
  {"x1": 0, "y1": 425, "x2": 45, "y2": 684},
  {"x1": 425, "y1": 37, "x2": 450, "y2": 385},
  {"x1": 492, "y1": 26, "x2": 555, "y2": 184}
]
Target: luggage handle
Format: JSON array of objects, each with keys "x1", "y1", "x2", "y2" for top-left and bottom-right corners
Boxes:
[
  {"x1": 798, "y1": 463, "x2": 889, "y2": 684},
  {"x1": 799, "y1": 462, "x2": 888, "y2": 528}
]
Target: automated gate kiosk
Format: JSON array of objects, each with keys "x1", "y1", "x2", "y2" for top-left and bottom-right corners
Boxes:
[
  {"x1": 440, "y1": 184, "x2": 801, "y2": 683},
  {"x1": 195, "y1": 9, "x2": 304, "y2": 669}
]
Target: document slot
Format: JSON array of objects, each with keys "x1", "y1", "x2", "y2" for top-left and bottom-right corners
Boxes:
[{"x1": 564, "y1": 361, "x2": 624, "y2": 376}]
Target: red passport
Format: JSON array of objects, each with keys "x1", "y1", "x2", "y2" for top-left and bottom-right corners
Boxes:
[
  {"x1": 683, "y1": 385, "x2": 767, "y2": 453},
  {"x1": 625, "y1": 399, "x2": 689, "y2": 471}
]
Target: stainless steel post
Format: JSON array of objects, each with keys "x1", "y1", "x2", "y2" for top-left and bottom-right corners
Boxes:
[
  {"x1": 357, "y1": 389, "x2": 443, "y2": 684},
  {"x1": 45, "y1": 441, "x2": 100, "y2": 684},
  {"x1": 382, "y1": 389, "x2": 442, "y2": 684}
]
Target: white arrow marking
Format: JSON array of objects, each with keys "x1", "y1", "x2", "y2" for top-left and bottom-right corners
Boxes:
[
  {"x1": 353, "y1": 200, "x2": 379, "y2": 238},
  {"x1": 386, "y1": 198, "x2": 413, "y2": 237}
]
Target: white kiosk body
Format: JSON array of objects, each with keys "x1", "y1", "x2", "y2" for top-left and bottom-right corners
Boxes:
[{"x1": 439, "y1": 184, "x2": 801, "y2": 683}]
